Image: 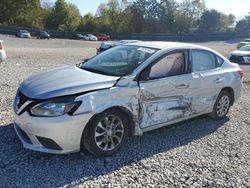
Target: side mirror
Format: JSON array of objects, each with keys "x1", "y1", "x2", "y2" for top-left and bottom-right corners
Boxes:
[{"x1": 76, "y1": 58, "x2": 88, "y2": 67}]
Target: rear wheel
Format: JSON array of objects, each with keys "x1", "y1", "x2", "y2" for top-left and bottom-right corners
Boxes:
[
  {"x1": 210, "y1": 90, "x2": 231, "y2": 120},
  {"x1": 82, "y1": 109, "x2": 128, "y2": 157}
]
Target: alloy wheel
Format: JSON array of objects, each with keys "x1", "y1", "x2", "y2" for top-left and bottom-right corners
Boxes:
[
  {"x1": 216, "y1": 95, "x2": 230, "y2": 117},
  {"x1": 94, "y1": 115, "x2": 124, "y2": 151}
]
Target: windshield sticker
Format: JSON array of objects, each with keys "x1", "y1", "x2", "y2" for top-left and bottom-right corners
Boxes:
[{"x1": 137, "y1": 47, "x2": 155, "y2": 54}]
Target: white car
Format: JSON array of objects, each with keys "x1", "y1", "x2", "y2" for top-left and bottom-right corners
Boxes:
[
  {"x1": 0, "y1": 40, "x2": 6, "y2": 63},
  {"x1": 13, "y1": 42, "x2": 243, "y2": 156},
  {"x1": 229, "y1": 45, "x2": 250, "y2": 63},
  {"x1": 83, "y1": 34, "x2": 97, "y2": 41}
]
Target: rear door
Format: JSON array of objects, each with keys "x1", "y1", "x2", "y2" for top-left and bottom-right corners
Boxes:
[
  {"x1": 190, "y1": 49, "x2": 225, "y2": 113},
  {"x1": 138, "y1": 50, "x2": 201, "y2": 129}
]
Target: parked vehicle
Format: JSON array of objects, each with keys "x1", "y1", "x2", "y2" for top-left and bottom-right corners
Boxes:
[
  {"x1": 75, "y1": 33, "x2": 85, "y2": 40},
  {"x1": 0, "y1": 40, "x2": 6, "y2": 63},
  {"x1": 83, "y1": 34, "x2": 98, "y2": 41},
  {"x1": 96, "y1": 33, "x2": 110, "y2": 41},
  {"x1": 13, "y1": 42, "x2": 243, "y2": 156},
  {"x1": 237, "y1": 38, "x2": 250, "y2": 49},
  {"x1": 96, "y1": 42, "x2": 114, "y2": 54},
  {"x1": 96, "y1": 40, "x2": 142, "y2": 54},
  {"x1": 16, "y1": 30, "x2": 31, "y2": 38},
  {"x1": 229, "y1": 45, "x2": 250, "y2": 63},
  {"x1": 37, "y1": 31, "x2": 50, "y2": 39}
]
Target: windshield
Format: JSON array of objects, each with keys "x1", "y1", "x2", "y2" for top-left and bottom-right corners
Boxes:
[
  {"x1": 81, "y1": 46, "x2": 157, "y2": 76},
  {"x1": 239, "y1": 45, "x2": 250, "y2": 51}
]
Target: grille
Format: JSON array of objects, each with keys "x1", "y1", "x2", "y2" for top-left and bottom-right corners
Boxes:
[{"x1": 229, "y1": 55, "x2": 244, "y2": 62}]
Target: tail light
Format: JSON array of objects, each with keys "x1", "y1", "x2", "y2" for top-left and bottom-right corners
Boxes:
[{"x1": 238, "y1": 68, "x2": 244, "y2": 79}]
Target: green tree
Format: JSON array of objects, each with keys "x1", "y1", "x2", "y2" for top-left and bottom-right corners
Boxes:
[
  {"x1": 78, "y1": 14, "x2": 99, "y2": 32},
  {"x1": 175, "y1": 0, "x2": 205, "y2": 33},
  {"x1": 158, "y1": 0, "x2": 178, "y2": 33},
  {"x1": 65, "y1": 4, "x2": 81, "y2": 31},
  {"x1": 0, "y1": 0, "x2": 44, "y2": 28},
  {"x1": 130, "y1": 0, "x2": 162, "y2": 33},
  {"x1": 45, "y1": 0, "x2": 81, "y2": 31},
  {"x1": 198, "y1": 9, "x2": 235, "y2": 33},
  {"x1": 235, "y1": 14, "x2": 250, "y2": 32}
]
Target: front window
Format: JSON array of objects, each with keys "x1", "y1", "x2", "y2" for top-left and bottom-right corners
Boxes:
[
  {"x1": 81, "y1": 46, "x2": 157, "y2": 76},
  {"x1": 149, "y1": 52, "x2": 185, "y2": 79}
]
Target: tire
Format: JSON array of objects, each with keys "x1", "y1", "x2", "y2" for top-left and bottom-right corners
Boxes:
[
  {"x1": 82, "y1": 109, "x2": 129, "y2": 157},
  {"x1": 209, "y1": 90, "x2": 231, "y2": 120}
]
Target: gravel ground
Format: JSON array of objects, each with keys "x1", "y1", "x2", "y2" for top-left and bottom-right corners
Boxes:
[{"x1": 0, "y1": 35, "x2": 249, "y2": 188}]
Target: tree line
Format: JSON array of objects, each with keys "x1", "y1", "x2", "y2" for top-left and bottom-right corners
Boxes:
[{"x1": 0, "y1": 0, "x2": 249, "y2": 34}]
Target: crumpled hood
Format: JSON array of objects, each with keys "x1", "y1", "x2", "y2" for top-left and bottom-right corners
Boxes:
[
  {"x1": 231, "y1": 50, "x2": 250, "y2": 56},
  {"x1": 19, "y1": 65, "x2": 119, "y2": 99}
]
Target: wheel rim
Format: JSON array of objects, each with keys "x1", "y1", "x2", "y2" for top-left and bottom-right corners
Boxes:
[
  {"x1": 216, "y1": 95, "x2": 230, "y2": 117},
  {"x1": 94, "y1": 115, "x2": 124, "y2": 151}
]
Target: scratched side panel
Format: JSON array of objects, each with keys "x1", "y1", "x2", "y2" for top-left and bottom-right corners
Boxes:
[
  {"x1": 74, "y1": 85, "x2": 143, "y2": 135},
  {"x1": 138, "y1": 73, "x2": 198, "y2": 129}
]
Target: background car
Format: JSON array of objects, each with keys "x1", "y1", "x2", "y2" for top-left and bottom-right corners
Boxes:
[
  {"x1": 37, "y1": 31, "x2": 50, "y2": 39},
  {"x1": 96, "y1": 33, "x2": 110, "y2": 41},
  {"x1": 237, "y1": 38, "x2": 250, "y2": 49},
  {"x1": 83, "y1": 34, "x2": 97, "y2": 41},
  {"x1": 16, "y1": 30, "x2": 31, "y2": 38},
  {"x1": 229, "y1": 45, "x2": 250, "y2": 63},
  {"x1": 75, "y1": 33, "x2": 85, "y2": 40},
  {"x1": 0, "y1": 40, "x2": 6, "y2": 63},
  {"x1": 13, "y1": 42, "x2": 243, "y2": 157},
  {"x1": 96, "y1": 40, "x2": 142, "y2": 54}
]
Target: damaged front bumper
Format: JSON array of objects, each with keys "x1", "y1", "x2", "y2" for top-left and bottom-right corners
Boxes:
[{"x1": 13, "y1": 111, "x2": 92, "y2": 154}]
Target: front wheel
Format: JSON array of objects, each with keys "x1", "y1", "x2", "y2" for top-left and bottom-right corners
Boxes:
[
  {"x1": 210, "y1": 90, "x2": 231, "y2": 120},
  {"x1": 82, "y1": 109, "x2": 129, "y2": 157}
]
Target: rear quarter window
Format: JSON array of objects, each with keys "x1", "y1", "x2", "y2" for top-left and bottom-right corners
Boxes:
[{"x1": 216, "y1": 55, "x2": 224, "y2": 67}]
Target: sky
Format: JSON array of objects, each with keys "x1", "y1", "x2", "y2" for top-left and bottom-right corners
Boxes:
[{"x1": 48, "y1": 0, "x2": 250, "y2": 19}]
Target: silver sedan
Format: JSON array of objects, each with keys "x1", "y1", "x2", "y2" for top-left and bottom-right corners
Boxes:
[{"x1": 13, "y1": 42, "x2": 243, "y2": 156}]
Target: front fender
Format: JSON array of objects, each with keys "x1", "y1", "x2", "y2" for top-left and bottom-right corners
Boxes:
[{"x1": 74, "y1": 86, "x2": 140, "y2": 124}]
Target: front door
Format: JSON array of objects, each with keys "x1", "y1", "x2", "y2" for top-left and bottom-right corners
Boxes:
[{"x1": 138, "y1": 50, "x2": 201, "y2": 129}]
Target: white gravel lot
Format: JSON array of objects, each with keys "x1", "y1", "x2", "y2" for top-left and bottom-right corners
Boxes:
[{"x1": 0, "y1": 35, "x2": 249, "y2": 188}]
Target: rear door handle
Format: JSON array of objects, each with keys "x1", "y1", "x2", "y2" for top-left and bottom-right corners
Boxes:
[{"x1": 175, "y1": 84, "x2": 190, "y2": 89}]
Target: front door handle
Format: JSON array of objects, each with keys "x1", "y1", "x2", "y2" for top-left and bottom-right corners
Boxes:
[{"x1": 175, "y1": 84, "x2": 190, "y2": 89}]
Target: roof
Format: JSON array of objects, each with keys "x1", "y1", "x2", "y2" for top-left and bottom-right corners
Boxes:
[{"x1": 125, "y1": 41, "x2": 210, "y2": 51}]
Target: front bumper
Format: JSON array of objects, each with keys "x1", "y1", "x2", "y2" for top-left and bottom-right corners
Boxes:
[{"x1": 13, "y1": 111, "x2": 92, "y2": 154}]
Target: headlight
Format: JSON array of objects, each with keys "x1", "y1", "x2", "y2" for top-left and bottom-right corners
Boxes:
[{"x1": 30, "y1": 99, "x2": 81, "y2": 117}]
